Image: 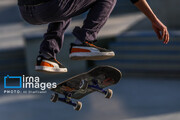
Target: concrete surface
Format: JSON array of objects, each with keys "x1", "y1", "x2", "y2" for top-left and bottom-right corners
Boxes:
[{"x1": 0, "y1": 77, "x2": 180, "y2": 120}]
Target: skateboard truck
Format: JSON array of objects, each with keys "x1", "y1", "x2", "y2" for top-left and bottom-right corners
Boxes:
[
  {"x1": 51, "y1": 93, "x2": 82, "y2": 111},
  {"x1": 88, "y1": 79, "x2": 113, "y2": 99}
]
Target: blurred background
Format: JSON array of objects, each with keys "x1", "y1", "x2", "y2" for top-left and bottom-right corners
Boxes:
[{"x1": 0, "y1": 0, "x2": 180, "y2": 120}]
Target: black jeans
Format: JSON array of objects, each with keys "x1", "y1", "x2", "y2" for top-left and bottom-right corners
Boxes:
[{"x1": 18, "y1": 0, "x2": 117, "y2": 58}]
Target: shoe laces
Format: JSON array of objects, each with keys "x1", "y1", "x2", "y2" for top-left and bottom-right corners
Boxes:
[
  {"x1": 54, "y1": 59, "x2": 61, "y2": 65},
  {"x1": 85, "y1": 41, "x2": 98, "y2": 48}
]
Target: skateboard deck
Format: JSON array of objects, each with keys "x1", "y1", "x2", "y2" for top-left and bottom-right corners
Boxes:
[{"x1": 51, "y1": 65, "x2": 122, "y2": 99}]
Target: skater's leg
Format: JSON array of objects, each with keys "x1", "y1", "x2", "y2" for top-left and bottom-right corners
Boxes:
[
  {"x1": 40, "y1": 19, "x2": 71, "y2": 59},
  {"x1": 35, "y1": 19, "x2": 71, "y2": 73},
  {"x1": 69, "y1": 0, "x2": 117, "y2": 60},
  {"x1": 73, "y1": 0, "x2": 117, "y2": 42}
]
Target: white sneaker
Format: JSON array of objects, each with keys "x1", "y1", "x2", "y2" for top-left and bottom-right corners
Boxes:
[
  {"x1": 69, "y1": 41, "x2": 115, "y2": 60},
  {"x1": 35, "y1": 55, "x2": 68, "y2": 73}
]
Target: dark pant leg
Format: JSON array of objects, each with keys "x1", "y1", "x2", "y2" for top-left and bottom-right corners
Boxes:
[
  {"x1": 18, "y1": 0, "x2": 62, "y2": 25},
  {"x1": 73, "y1": 0, "x2": 117, "y2": 42},
  {"x1": 18, "y1": 0, "x2": 72, "y2": 58},
  {"x1": 40, "y1": 19, "x2": 71, "y2": 58},
  {"x1": 38, "y1": 0, "x2": 98, "y2": 58},
  {"x1": 19, "y1": 0, "x2": 116, "y2": 58}
]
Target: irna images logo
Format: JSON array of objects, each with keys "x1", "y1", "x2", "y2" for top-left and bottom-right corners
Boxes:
[
  {"x1": 4, "y1": 75, "x2": 22, "y2": 88},
  {"x1": 3, "y1": 75, "x2": 57, "y2": 90}
]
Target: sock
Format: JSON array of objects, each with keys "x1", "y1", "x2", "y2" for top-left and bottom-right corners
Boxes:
[{"x1": 74, "y1": 39, "x2": 83, "y2": 44}]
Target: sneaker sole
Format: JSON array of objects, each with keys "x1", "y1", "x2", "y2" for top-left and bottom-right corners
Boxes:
[
  {"x1": 35, "y1": 66, "x2": 68, "y2": 73},
  {"x1": 69, "y1": 52, "x2": 115, "y2": 60}
]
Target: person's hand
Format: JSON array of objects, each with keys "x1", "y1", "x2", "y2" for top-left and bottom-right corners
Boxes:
[{"x1": 152, "y1": 20, "x2": 169, "y2": 44}]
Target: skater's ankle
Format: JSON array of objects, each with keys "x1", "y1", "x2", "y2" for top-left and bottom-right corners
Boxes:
[
  {"x1": 73, "y1": 39, "x2": 83, "y2": 45},
  {"x1": 39, "y1": 53, "x2": 53, "y2": 59}
]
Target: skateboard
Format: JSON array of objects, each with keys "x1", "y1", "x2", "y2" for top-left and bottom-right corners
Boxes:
[{"x1": 50, "y1": 65, "x2": 122, "y2": 111}]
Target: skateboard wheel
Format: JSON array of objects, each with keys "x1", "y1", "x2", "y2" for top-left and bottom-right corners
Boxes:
[
  {"x1": 79, "y1": 80, "x2": 88, "y2": 90},
  {"x1": 105, "y1": 89, "x2": 113, "y2": 99},
  {"x1": 74, "y1": 101, "x2": 82, "y2": 111},
  {"x1": 51, "y1": 93, "x2": 58, "y2": 102}
]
